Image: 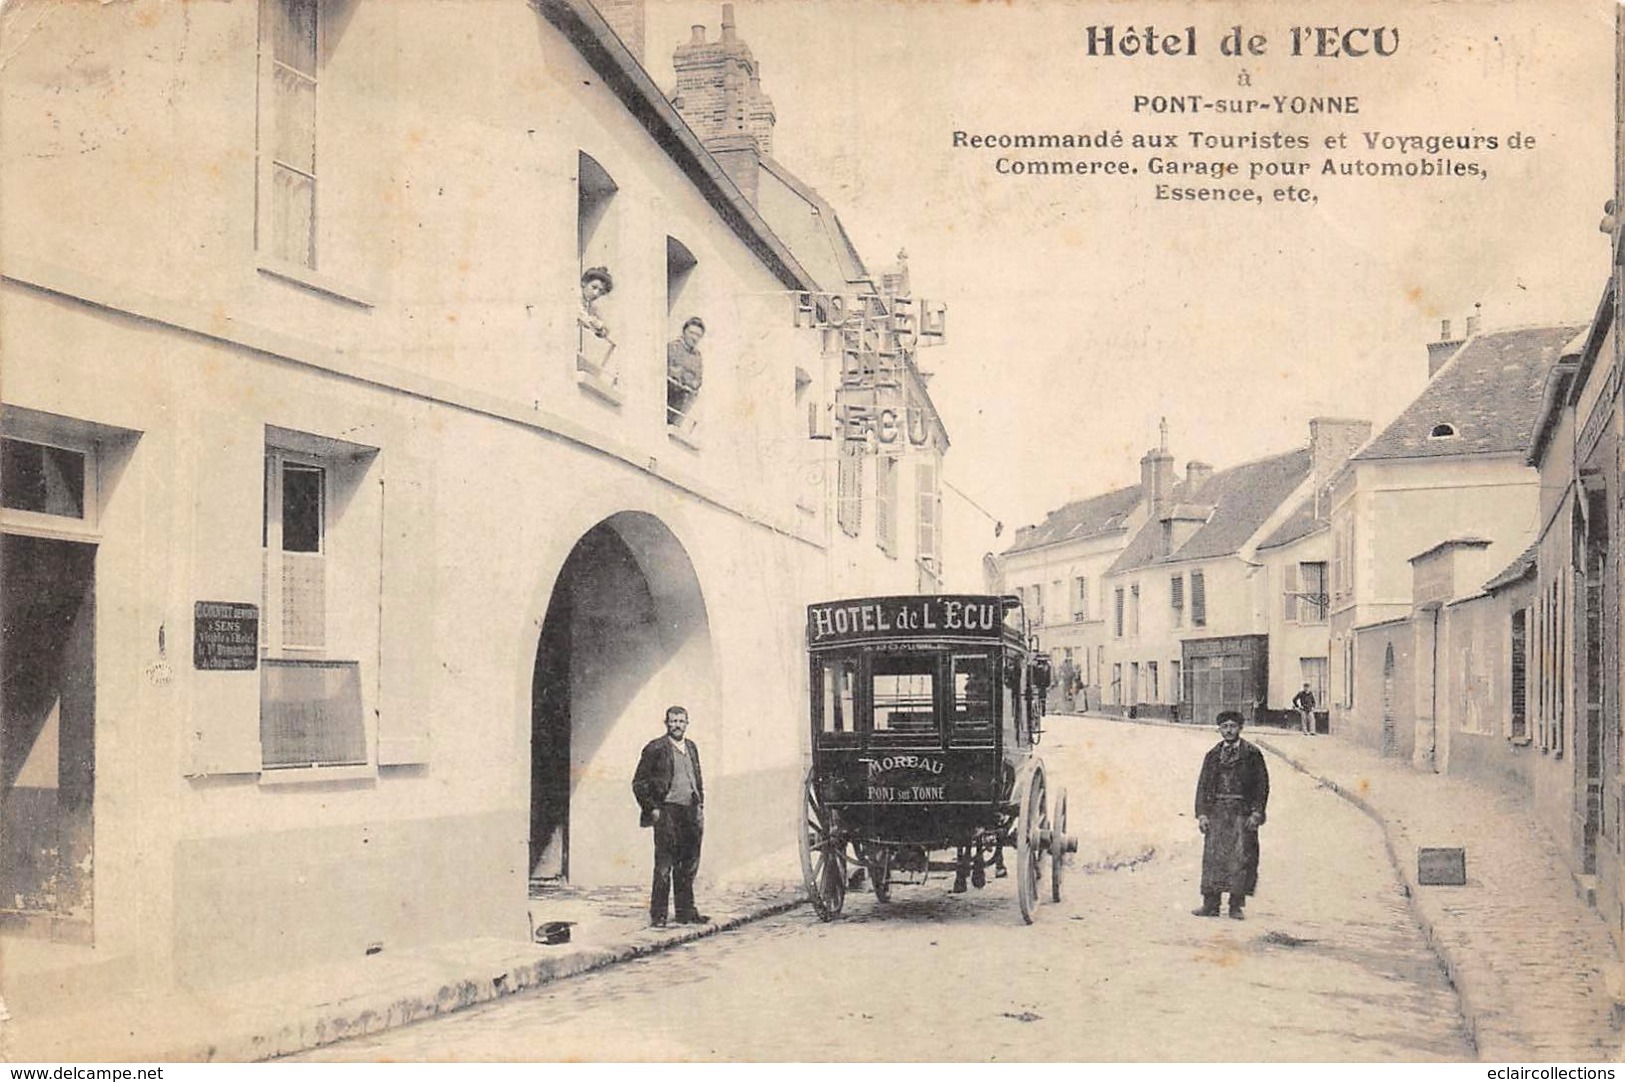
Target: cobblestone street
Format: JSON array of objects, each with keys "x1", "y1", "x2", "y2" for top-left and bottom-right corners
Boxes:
[{"x1": 295, "y1": 718, "x2": 1473, "y2": 1062}]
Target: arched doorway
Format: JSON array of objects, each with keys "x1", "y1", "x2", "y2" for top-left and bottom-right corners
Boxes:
[
  {"x1": 529, "y1": 512, "x2": 715, "y2": 889},
  {"x1": 1381, "y1": 643, "x2": 1397, "y2": 758}
]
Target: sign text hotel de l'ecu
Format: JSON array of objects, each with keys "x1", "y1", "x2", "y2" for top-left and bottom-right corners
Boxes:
[
  {"x1": 792, "y1": 288, "x2": 945, "y2": 449},
  {"x1": 807, "y1": 596, "x2": 1006, "y2": 646}
]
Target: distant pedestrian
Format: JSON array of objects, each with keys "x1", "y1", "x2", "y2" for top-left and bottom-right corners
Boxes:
[
  {"x1": 1193, "y1": 710, "x2": 1270, "y2": 920},
  {"x1": 1293, "y1": 683, "x2": 1317, "y2": 736},
  {"x1": 632, "y1": 705, "x2": 710, "y2": 929}
]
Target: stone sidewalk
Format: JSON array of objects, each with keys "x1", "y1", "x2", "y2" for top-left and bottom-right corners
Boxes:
[
  {"x1": 1253, "y1": 731, "x2": 1622, "y2": 1062},
  {"x1": 2, "y1": 876, "x2": 804, "y2": 1062}
]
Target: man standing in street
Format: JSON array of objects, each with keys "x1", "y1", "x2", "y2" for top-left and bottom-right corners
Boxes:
[
  {"x1": 1293, "y1": 682, "x2": 1317, "y2": 736},
  {"x1": 632, "y1": 706, "x2": 710, "y2": 929},
  {"x1": 1193, "y1": 710, "x2": 1270, "y2": 920}
]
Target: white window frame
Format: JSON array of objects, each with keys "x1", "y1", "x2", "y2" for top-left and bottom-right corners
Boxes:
[
  {"x1": 258, "y1": 432, "x2": 379, "y2": 781},
  {"x1": 0, "y1": 429, "x2": 100, "y2": 543},
  {"x1": 257, "y1": 0, "x2": 320, "y2": 272},
  {"x1": 263, "y1": 447, "x2": 328, "y2": 657}
]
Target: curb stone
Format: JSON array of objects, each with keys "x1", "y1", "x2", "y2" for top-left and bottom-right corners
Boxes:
[{"x1": 1256, "y1": 737, "x2": 1492, "y2": 1059}]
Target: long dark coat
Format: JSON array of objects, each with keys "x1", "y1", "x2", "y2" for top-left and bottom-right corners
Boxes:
[{"x1": 1194, "y1": 737, "x2": 1270, "y2": 897}]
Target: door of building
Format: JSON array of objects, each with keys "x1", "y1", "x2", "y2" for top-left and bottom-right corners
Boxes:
[{"x1": 1, "y1": 533, "x2": 96, "y2": 941}]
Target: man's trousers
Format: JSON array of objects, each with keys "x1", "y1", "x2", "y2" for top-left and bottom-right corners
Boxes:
[{"x1": 651, "y1": 802, "x2": 703, "y2": 921}]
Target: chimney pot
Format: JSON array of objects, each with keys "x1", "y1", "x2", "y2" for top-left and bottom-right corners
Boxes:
[
  {"x1": 1440, "y1": 319, "x2": 1451, "y2": 341},
  {"x1": 1465, "y1": 312, "x2": 1481, "y2": 338},
  {"x1": 722, "y1": 3, "x2": 736, "y2": 41},
  {"x1": 690, "y1": 24, "x2": 705, "y2": 43}
]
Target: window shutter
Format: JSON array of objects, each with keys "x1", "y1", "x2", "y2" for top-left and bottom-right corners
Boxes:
[
  {"x1": 378, "y1": 459, "x2": 437, "y2": 765},
  {"x1": 1114, "y1": 587, "x2": 1124, "y2": 637},
  {"x1": 1510, "y1": 608, "x2": 1528, "y2": 740},
  {"x1": 1283, "y1": 563, "x2": 1299, "y2": 622},
  {"x1": 915, "y1": 458, "x2": 939, "y2": 566},
  {"x1": 838, "y1": 448, "x2": 863, "y2": 538},
  {"x1": 1191, "y1": 570, "x2": 1207, "y2": 627}
]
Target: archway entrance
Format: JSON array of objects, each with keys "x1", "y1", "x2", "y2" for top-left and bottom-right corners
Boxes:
[{"x1": 529, "y1": 512, "x2": 714, "y2": 889}]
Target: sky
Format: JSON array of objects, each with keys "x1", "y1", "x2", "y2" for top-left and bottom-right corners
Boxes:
[{"x1": 643, "y1": 0, "x2": 1615, "y2": 541}]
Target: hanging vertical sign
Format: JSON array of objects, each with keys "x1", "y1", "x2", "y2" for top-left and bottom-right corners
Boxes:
[{"x1": 792, "y1": 290, "x2": 946, "y2": 448}]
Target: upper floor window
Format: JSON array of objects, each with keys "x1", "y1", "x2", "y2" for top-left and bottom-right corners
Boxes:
[
  {"x1": 1073, "y1": 576, "x2": 1089, "y2": 622},
  {"x1": 1129, "y1": 582, "x2": 1141, "y2": 636},
  {"x1": 260, "y1": 431, "x2": 377, "y2": 772},
  {"x1": 259, "y1": 0, "x2": 319, "y2": 270},
  {"x1": 576, "y1": 154, "x2": 620, "y2": 389},
  {"x1": 1170, "y1": 573, "x2": 1184, "y2": 628},
  {"x1": 665, "y1": 237, "x2": 705, "y2": 434},
  {"x1": 1190, "y1": 569, "x2": 1207, "y2": 628},
  {"x1": 1297, "y1": 561, "x2": 1328, "y2": 623},
  {"x1": 1113, "y1": 586, "x2": 1125, "y2": 638},
  {"x1": 2, "y1": 438, "x2": 87, "y2": 521},
  {"x1": 1429, "y1": 423, "x2": 1458, "y2": 439}
]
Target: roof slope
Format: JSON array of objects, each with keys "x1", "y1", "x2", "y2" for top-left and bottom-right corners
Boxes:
[
  {"x1": 1484, "y1": 542, "x2": 1539, "y2": 593},
  {"x1": 757, "y1": 156, "x2": 870, "y2": 287},
  {"x1": 1256, "y1": 494, "x2": 1326, "y2": 551},
  {"x1": 1354, "y1": 326, "x2": 1583, "y2": 462},
  {"x1": 1004, "y1": 484, "x2": 1143, "y2": 555},
  {"x1": 1110, "y1": 447, "x2": 1313, "y2": 573}
]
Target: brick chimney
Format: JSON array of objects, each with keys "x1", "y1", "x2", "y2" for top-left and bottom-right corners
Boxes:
[
  {"x1": 1140, "y1": 418, "x2": 1176, "y2": 522},
  {"x1": 1185, "y1": 460, "x2": 1213, "y2": 494},
  {"x1": 1427, "y1": 317, "x2": 1465, "y2": 378},
  {"x1": 1309, "y1": 416, "x2": 1371, "y2": 491},
  {"x1": 671, "y1": 4, "x2": 777, "y2": 204},
  {"x1": 594, "y1": 0, "x2": 647, "y2": 63}
]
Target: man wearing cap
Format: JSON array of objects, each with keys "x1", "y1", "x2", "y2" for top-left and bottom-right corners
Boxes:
[
  {"x1": 1292, "y1": 682, "x2": 1317, "y2": 736},
  {"x1": 1192, "y1": 710, "x2": 1270, "y2": 920},
  {"x1": 632, "y1": 705, "x2": 709, "y2": 929}
]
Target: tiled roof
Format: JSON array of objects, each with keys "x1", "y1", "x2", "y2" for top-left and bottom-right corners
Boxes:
[
  {"x1": 1109, "y1": 447, "x2": 1313, "y2": 573},
  {"x1": 1483, "y1": 542, "x2": 1538, "y2": 593},
  {"x1": 1354, "y1": 326, "x2": 1584, "y2": 462},
  {"x1": 1255, "y1": 494, "x2": 1326, "y2": 551},
  {"x1": 758, "y1": 156, "x2": 871, "y2": 286},
  {"x1": 1004, "y1": 484, "x2": 1143, "y2": 555}
]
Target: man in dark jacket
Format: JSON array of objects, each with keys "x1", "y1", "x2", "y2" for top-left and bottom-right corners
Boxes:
[
  {"x1": 1292, "y1": 683, "x2": 1318, "y2": 736},
  {"x1": 1193, "y1": 710, "x2": 1270, "y2": 920},
  {"x1": 632, "y1": 705, "x2": 708, "y2": 929}
]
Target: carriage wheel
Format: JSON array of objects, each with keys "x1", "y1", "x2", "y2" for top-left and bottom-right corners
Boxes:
[
  {"x1": 1016, "y1": 774, "x2": 1046, "y2": 924},
  {"x1": 1050, "y1": 787, "x2": 1069, "y2": 904},
  {"x1": 799, "y1": 770, "x2": 847, "y2": 921}
]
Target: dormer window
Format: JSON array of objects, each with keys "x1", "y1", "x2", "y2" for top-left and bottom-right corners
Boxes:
[{"x1": 1429, "y1": 423, "x2": 1457, "y2": 439}]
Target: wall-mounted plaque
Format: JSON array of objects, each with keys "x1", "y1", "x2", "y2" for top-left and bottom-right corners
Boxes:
[{"x1": 194, "y1": 601, "x2": 259, "y2": 671}]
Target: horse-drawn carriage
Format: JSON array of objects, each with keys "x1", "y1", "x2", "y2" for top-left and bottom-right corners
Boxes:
[{"x1": 800, "y1": 595, "x2": 1076, "y2": 923}]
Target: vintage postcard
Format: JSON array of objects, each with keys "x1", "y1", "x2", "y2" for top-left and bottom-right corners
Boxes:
[{"x1": 0, "y1": 0, "x2": 1619, "y2": 1066}]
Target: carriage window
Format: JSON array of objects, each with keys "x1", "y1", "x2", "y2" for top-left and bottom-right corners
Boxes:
[
  {"x1": 872, "y1": 655, "x2": 937, "y2": 735},
  {"x1": 820, "y1": 658, "x2": 856, "y2": 734},
  {"x1": 951, "y1": 654, "x2": 995, "y2": 741}
]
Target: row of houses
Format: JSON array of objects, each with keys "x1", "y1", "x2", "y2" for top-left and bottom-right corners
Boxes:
[
  {"x1": 1000, "y1": 205, "x2": 1625, "y2": 972},
  {"x1": 0, "y1": 0, "x2": 986, "y2": 1015},
  {"x1": 998, "y1": 414, "x2": 1369, "y2": 728}
]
